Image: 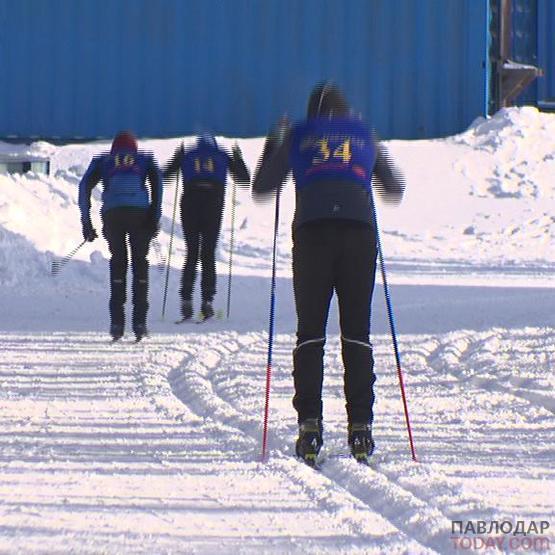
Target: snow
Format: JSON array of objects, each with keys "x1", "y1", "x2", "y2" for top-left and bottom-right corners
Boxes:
[{"x1": 0, "y1": 107, "x2": 554, "y2": 553}]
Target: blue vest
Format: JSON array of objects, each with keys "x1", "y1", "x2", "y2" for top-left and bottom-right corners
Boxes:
[
  {"x1": 181, "y1": 145, "x2": 229, "y2": 185},
  {"x1": 289, "y1": 118, "x2": 377, "y2": 227},
  {"x1": 290, "y1": 118, "x2": 376, "y2": 192},
  {"x1": 82, "y1": 150, "x2": 159, "y2": 214}
]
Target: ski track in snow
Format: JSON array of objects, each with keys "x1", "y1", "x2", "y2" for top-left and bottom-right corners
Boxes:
[{"x1": 1, "y1": 329, "x2": 552, "y2": 553}]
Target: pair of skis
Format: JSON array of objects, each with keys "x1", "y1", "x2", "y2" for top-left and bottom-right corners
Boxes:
[
  {"x1": 175, "y1": 316, "x2": 213, "y2": 326},
  {"x1": 111, "y1": 335, "x2": 145, "y2": 344},
  {"x1": 174, "y1": 309, "x2": 224, "y2": 326},
  {"x1": 298, "y1": 451, "x2": 371, "y2": 471}
]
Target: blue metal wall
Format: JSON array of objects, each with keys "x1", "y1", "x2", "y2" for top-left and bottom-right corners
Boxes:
[
  {"x1": 0, "y1": 0, "x2": 489, "y2": 140},
  {"x1": 511, "y1": 0, "x2": 555, "y2": 107},
  {"x1": 511, "y1": 0, "x2": 538, "y2": 105},
  {"x1": 537, "y1": 0, "x2": 555, "y2": 106}
]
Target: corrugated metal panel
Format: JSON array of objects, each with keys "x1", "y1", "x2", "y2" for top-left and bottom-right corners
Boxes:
[
  {"x1": 0, "y1": 0, "x2": 489, "y2": 140},
  {"x1": 512, "y1": 0, "x2": 538, "y2": 104},
  {"x1": 510, "y1": 0, "x2": 555, "y2": 107},
  {"x1": 538, "y1": 0, "x2": 555, "y2": 105}
]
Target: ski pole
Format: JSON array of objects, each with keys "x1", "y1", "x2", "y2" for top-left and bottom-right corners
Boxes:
[
  {"x1": 261, "y1": 187, "x2": 281, "y2": 461},
  {"x1": 370, "y1": 193, "x2": 417, "y2": 462},
  {"x1": 51, "y1": 239, "x2": 87, "y2": 276},
  {"x1": 161, "y1": 150, "x2": 181, "y2": 319},
  {"x1": 226, "y1": 178, "x2": 237, "y2": 319}
]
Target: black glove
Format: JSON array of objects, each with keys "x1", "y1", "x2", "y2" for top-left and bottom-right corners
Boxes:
[{"x1": 82, "y1": 220, "x2": 98, "y2": 242}]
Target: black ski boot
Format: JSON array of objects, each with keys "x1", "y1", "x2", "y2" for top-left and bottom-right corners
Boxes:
[
  {"x1": 133, "y1": 323, "x2": 148, "y2": 343},
  {"x1": 110, "y1": 323, "x2": 124, "y2": 342},
  {"x1": 295, "y1": 418, "x2": 323, "y2": 467},
  {"x1": 181, "y1": 300, "x2": 193, "y2": 321},
  {"x1": 201, "y1": 300, "x2": 214, "y2": 321},
  {"x1": 348, "y1": 423, "x2": 374, "y2": 464}
]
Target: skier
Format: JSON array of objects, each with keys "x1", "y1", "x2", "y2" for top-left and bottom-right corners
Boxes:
[
  {"x1": 78, "y1": 131, "x2": 163, "y2": 342},
  {"x1": 252, "y1": 83, "x2": 405, "y2": 464},
  {"x1": 163, "y1": 134, "x2": 250, "y2": 321}
]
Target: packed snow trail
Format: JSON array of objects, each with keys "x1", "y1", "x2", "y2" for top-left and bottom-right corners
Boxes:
[
  {"x1": 0, "y1": 329, "x2": 553, "y2": 553},
  {"x1": 0, "y1": 332, "x2": 431, "y2": 554}
]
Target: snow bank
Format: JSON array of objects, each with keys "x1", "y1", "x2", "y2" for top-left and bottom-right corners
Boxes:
[
  {"x1": 453, "y1": 107, "x2": 555, "y2": 199},
  {"x1": 0, "y1": 107, "x2": 554, "y2": 296}
]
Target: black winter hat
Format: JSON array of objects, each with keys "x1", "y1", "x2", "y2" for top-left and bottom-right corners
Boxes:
[{"x1": 307, "y1": 83, "x2": 350, "y2": 118}]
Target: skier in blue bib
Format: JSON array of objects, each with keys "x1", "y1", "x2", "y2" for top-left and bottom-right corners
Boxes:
[
  {"x1": 78, "y1": 131, "x2": 163, "y2": 341},
  {"x1": 164, "y1": 135, "x2": 250, "y2": 321},
  {"x1": 253, "y1": 83, "x2": 405, "y2": 464}
]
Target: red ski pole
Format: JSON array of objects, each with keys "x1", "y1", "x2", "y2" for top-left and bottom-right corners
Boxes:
[
  {"x1": 376, "y1": 240, "x2": 417, "y2": 462},
  {"x1": 371, "y1": 190, "x2": 417, "y2": 462}
]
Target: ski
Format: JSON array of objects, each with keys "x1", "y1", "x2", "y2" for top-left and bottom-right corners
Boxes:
[
  {"x1": 175, "y1": 310, "x2": 224, "y2": 325},
  {"x1": 301, "y1": 454, "x2": 371, "y2": 469},
  {"x1": 300, "y1": 444, "x2": 373, "y2": 468},
  {"x1": 109, "y1": 336, "x2": 147, "y2": 344},
  {"x1": 174, "y1": 317, "x2": 211, "y2": 325}
]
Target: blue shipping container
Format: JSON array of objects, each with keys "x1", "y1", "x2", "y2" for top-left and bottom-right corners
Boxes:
[
  {"x1": 511, "y1": 0, "x2": 555, "y2": 108},
  {"x1": 538, "y1": 0, "x2": 555, "y2": 107},
  {"x1": 0, "y1": 0, "x2": 489, "y2": 140}
]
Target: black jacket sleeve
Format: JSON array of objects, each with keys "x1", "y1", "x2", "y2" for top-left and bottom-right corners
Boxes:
[
  {"x1": 372, "y1": 138, "x2": 405, "y2": 205},
  {"x1": 252, "y1": 131, "x2": 292, "y2": 200},
  {"x1": 78, "y1": 157, "x2": 103, "y2": 224},
  {"x1": 228, "y1": 146, "x2": 250, "y2": 186},
  {"x1": 147, "y1": 158, "x2": 163, "y2": 219},
  {"x1": 163, "y1": 144, "x2": 183, "y2": 181}
]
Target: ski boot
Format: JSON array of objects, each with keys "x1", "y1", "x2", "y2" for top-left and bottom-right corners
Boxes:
[
  {"x1": 295, "y1": 418, "x2": 323, "y2": 467},
  {"x1": 201, "y1": 300, "x2": 214, "y2": 321},
  {"x1": 348, "y1": 423, "x2": 374, "y2": 464},
  {"x1": 133, "y1": 323, "x2": 148, "y2": 343},
  {"x1": 181, "y1": 300, "x2": 193, "y2": 321},
  {"x1": 110, "y1": 323, "x2": 124, "y2": 342}
]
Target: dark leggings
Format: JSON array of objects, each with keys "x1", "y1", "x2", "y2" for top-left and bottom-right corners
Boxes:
[
  {"x1": 102, "y1": 207, "x2": 151, "y2": 328},
  {"x1": 179, "y1": 192, "x2": 223, "y2": 302},
  {"x1": 292, "y1": 221, "x2": 377, "y2": 425}
]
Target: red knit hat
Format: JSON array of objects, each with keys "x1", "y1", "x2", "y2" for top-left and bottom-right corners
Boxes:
[{"x1": 111, "y1": 131, "x2": 138, "y2": 153}]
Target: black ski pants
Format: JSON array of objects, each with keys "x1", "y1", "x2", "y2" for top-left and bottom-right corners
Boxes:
[
  {"x1": 102, "y1": 207, "x2": 151, "y2": 330},
  {"x1": 179, "y1": 191, "x2": 223, "y2": 303},
  {"x1": 292, "y1": 220, "x2": 378, "y2": 426}
]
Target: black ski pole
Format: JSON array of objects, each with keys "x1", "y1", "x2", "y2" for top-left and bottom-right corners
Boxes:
[
  {"x1": 51, "y1": 240, "x2": 87, "y2": 276},
  {"x1": 161, "y1": 149, "x2": 181, "y2": 319},
  {"x1": 226, "y1": 178, "x2": 237, "y2": 319},
  {"x1": 261, "y1": 186, "x2": 281, "y2": 461}
]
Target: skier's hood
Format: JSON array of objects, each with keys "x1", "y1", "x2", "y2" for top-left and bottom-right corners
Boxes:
[
  {"x1": 196, "y1": 133, "x2": 218, "y2": 149},
  {"x1": 307, "y1": 83, "x2": 350, "y2": 118}
]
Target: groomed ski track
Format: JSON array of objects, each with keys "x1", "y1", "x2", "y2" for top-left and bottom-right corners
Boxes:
[{"x1": 0, "y1": 329, "x2": 553, "y2": 554}]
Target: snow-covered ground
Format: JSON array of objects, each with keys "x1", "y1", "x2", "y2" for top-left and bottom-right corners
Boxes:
[{"x1": 0, "y1": 107, "x2": 554, "y2": 554}]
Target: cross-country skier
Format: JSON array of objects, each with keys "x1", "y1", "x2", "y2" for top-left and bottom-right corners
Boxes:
[
  {"x1": 78, "y1": 131, "x2": 163, "y2": 342},
  {"x1": 252, "y1": 83, "x2": 405, "y2": 465},
  {"x1": 163, "y1": 135, "x2": 250, "y2": 321}
]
